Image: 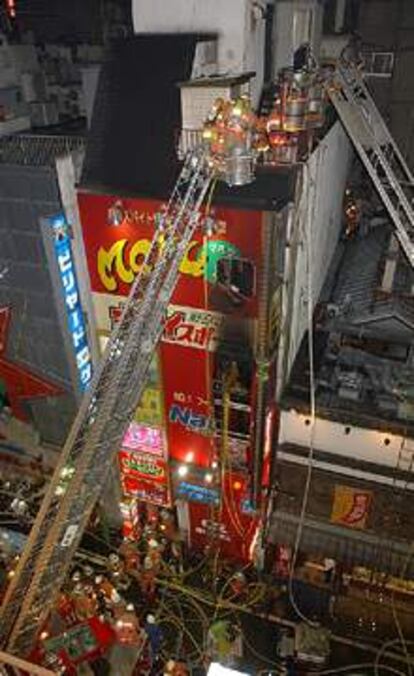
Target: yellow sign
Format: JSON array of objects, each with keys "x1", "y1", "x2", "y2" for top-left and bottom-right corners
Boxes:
[
  {"x1": 134, "y1": 388, "x2": 163, "y2": 427},
  {"x1": 97, "y1": 239, "x2": 206, "y2": 291},
  {"x1": 331, "y1": 485, "x2": 372, "y2": 530}
]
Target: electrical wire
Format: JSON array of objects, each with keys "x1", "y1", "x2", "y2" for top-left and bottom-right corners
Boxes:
[
  {"x1": 287, "y1": 151, "x2": 321, "y2": 627},
  {"x1": 374, "y1": 638, "x2": 414, "y2": 676},
  {"x1": 318, "y1": 663, "x2": 408, "y2": 676},
  {"x1": 239, "y1": 624, "x2": 283, "y2": 669}
]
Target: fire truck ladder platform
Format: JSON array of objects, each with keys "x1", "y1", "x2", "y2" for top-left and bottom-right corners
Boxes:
[
  {"x1": 328, "y1": 60, "x2": 414, "y2": 268},
  {"x1": 0, "y1": 148, "x2": 213, "y2": 657}
]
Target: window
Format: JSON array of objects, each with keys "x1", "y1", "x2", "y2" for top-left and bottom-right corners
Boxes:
[
  {"x1": 363, "y1": 52, "x2": 394, "y2": 78},
  {"x1": 216, "y1": 257, "x2": 255, "y2": 299},
  {"x1": 214, "y1": 403, "x2": 251, "y2": 440}
]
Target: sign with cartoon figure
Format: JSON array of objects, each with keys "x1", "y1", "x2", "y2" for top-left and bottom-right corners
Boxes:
[{"x1": 331, "y1": 485, "x2": 372, "y2": 530}]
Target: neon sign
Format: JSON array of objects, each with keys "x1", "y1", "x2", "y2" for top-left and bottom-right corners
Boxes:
[
  {"x1": 50, "y1": 214, "x2": 92, "y2": 392},
  {"x1": 175, "y1": 481, "x2": 219, "y2": 505},
  {"x1": 122, "y1": 421, "x2": 163, "y2": 455},
  {"x1": 119, "y1": 450, "x2": 166, "y2": 483}
]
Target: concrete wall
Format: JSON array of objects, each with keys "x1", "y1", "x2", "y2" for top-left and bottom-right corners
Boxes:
[
  {"x1": 283, "y1": 122, "x2": 352, "y2": 382},
  {"x1": 279, "y1": 409, "x2": 413, "y2": 488},
  {"x1": 0, "y1": 164, "x2": 77, "y2": 446},
  {"x1": 275, "y1": 460, "x2": 414, "y2": 541},
  {"x1": 131, "y1": 0, "x2": 266, "y2": 105}
]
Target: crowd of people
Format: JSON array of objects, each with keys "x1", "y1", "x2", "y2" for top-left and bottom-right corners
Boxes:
[{"x1": 34, "y1": 504, "x2": 189, "y2": 674}]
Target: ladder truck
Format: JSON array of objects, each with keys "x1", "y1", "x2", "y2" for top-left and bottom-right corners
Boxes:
[
  {"x1": 0, "y1": 98, "x2": 257, "y2": 658},
  {"x1": 328, "y1": 59, "x2": 414, "y2": 266}
]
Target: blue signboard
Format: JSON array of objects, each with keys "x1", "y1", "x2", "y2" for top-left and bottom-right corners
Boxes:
[
  {"x1": 50, "y1": 214, "x2": 92, "y2": 392},
  {"x1": 175, "y1": 481, "x2": 220, "y2": 505}
]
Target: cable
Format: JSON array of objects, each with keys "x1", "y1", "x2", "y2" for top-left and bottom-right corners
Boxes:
[
  {"x1": 319, "y1": 663, "x2": 408, "y2": 676},
  {"x1": 239, "y1": 625, "x2": 283, "y2": 669},
  {"x1": 374, "y1": 638, "x2": 414, "y2": 676},
  {"x1": 390, "y1": 590, "x2": 413, "y2": 676},
  {"x1": 287, "y1": 150, "x2": 321, "y2": 627}
]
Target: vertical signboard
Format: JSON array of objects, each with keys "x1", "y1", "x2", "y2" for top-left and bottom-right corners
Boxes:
[{"x1": 49, "y1": 213, "x2": 93, "y2": 393}]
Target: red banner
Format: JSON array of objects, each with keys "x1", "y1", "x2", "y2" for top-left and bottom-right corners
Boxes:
[{"x1": 160, "y1": 341, "x2": 214, "y2": 467}]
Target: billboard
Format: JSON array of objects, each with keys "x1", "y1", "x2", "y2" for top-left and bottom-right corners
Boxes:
[
  {"x1": 49, "y1": 213, "x2": 93, "y2": 392},
  {"x1": 119, "y1": 448, "x2": 171, "y2": 506},
  {"x1": 119, "y1": 449, "x2": 167, "y2": 483},
  {"x1": 161, "y1": 341, "x2": 214, "y2": 468},
  {"x1": 122, "y1": 422, "x2": 164, "y2": 456},
  {"x1": 77, "y1": 191, "x2": 263, "y2": 318},
  {"x1": 330, "y1": 485, "x2": 372, "y2": 530}
]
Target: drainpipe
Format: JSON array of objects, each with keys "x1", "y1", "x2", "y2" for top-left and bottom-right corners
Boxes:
[{"x1": 251, "y1": 212, "x2": 275, "y2": 507}]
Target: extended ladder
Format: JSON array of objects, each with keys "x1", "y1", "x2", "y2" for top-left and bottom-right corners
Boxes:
[
  {"x1": 328, "y1": 60, "x2": 414, "y2": 267},
  {"x1": 0, "y1": 149, "x2": 213, "y2": 656}
]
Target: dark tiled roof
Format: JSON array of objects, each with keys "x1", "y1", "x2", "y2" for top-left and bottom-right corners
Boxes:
[
  {"x1": 0, "y1": 134, "x2": 85, "y2": 167},
  {"x1": 327, "y1": 224, "x2": 414, "y2": 340}
]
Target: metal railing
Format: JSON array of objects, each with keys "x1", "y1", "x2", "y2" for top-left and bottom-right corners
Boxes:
[{"x1": 0, "y1": 651, "x2": 54, "y2": 675}]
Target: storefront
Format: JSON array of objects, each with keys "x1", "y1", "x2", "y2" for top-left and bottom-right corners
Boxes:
[{"x1": 77, "y1": 189, "x2": 283, "y2": 562}]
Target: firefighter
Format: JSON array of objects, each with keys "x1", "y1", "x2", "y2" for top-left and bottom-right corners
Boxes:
[
  {"x1": 56, "y1": 590, "x2": 78, "y2": 627},
  {"x1": 148, "y1": 538, "x2": 162, "y2": 572},
  {"x1": 140, "y1": 555, "x2": 156, "y2": 601},
  {"x1": 144, "y1": 614, "x2": 164, "y2": 668},
  {"x1": 115, "y1": 603, "x2": 143, "y2": 645},
  {"x1": 94, "y1": 574, "x2": 122, "y2": 620},
  {"x1": 164, "y1": 659, "x2": 189, "y2": 676},
  {"x1": 119, "y1": 538, "x2": 141, "y2": 578},
  {"x1": 71, "y1": 581, "x2": 96, "y2": 621},
  {"x1": 107, "y1": 552, "x2": 130, "y2": 591},
  {"x1": 230, "y1": 571, "x2": 247, "y2": 598}
]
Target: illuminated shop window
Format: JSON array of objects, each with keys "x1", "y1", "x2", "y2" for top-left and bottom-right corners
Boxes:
[{"x1": 216, "y1": 258, "x2": 255, "y2": 299}]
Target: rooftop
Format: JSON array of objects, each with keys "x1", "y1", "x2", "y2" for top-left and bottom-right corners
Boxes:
[
  {"x1": 79, "y1": 34, "x2": 297, "y2": 211},
  {"x1": 283, "y1": 218, "x2": 414, "y2": 434}
]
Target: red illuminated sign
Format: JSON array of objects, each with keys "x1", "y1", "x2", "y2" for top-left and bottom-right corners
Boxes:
[
  {"x1": 188, "y1": 471, "x2": 258, "y2": 563},
  {"x1": 119, "y1": 450, "x2": 166, "y2": 483},
  {"x1": 122, "y1": 475, "x2": 171, "y2": 506},
  {"x1": 77, "y1": 191, "x2": 263, "y2": 318},
  {"x1": 78, "y1": 191, "x2": 263, "y2": 477},
  {"x1": 161, "y1": 342, "x2": 214, "y2": 467}
]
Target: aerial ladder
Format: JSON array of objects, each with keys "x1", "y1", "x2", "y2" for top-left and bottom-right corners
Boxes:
[
  {"x1": 328, "y1": 59, "x2": 414, "y2": 267},
  {"x1": 0, "y1": 148, "x2": 214, "y2": 656},
  {"x1": 0, "y1": 96, "x2": 256, "y2": 658}
]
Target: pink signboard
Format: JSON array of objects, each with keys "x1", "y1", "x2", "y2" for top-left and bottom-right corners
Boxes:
[{"x1": 122, "y1": 421, "x2": 163, "y2": 456}]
